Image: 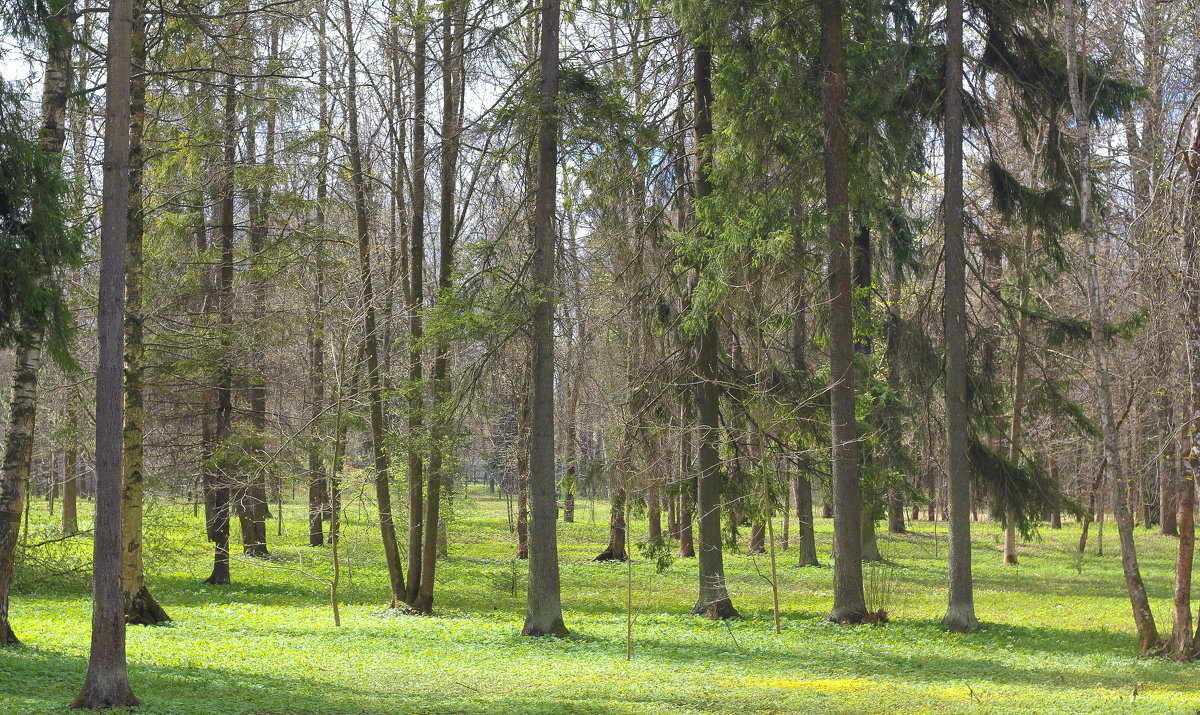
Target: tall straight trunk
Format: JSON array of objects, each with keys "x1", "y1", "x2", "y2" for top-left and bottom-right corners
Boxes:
[
  {"x1": 71, "y1": 0, "x2": 138, "y2": 699},
  {"x1": 647, "y1": 477, "x2": 662, "y2": 541},
  {"x1": 1066, "y1": 4, "x2": 1158, "y2": 654},
  {"x1": 521, "y1": 0, "x2": 567, "y2": 637},
  {"x1": 1159, "y1": 350, "x2": 1178, "y2": 536},
  {"x1": 341, "y1": 0, "x2": 405, "y2": 607},
  {"x1": 820, "y1": 0, "x2": 864, "y2": 622},
  {"x1": 207, "y1": 62, "x2": 239, "y2": 588},
  {"x1": 122, "y1": 1, "x2": 169, "y2": 624},
  {"x1": 792, "y1": 242, "x2": 819, "y2": 566},
  {"x1": 413, "y1": 0, "x2": 463, "y2": 614},
  {"x1": 62, "y1": 404, "x2": 78, "y2": 535},
  {"x1": 404, "y1": 0, "x2": 428, "y2": 606},
  {"x1": 309, "y1": 9, "x2": 331, "y2": 547},
  {"x1": 853, "y1": 223, "x2": 883, "y2": 563},
  {"x1": 239, "y1": 30, "x2": 278, "y2": 559},
  {"x1": 1004, "y1": 167, "x2": 1040, "y2": 565},
  {"x1": 690, "y1": 43, "x2": 738, "y2": 620},
  {"x1": 1, "y1": 0, "x2": 78, "y2": 647},
  {"x1": 1170, "y1": 110, "x2": 1200, "y2": 660},
  {"x1": 679, "y1": 400, "x2": 695, "y2": 558},
  {"x1": 940, "y1": 0, "x2": 977, "y2": 632},
  {"x1": 517, "y1": 370, "x2": 530, "y2": 559}
]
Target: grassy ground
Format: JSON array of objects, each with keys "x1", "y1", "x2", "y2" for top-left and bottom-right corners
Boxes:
[{"x1": 2, "y1": 487, "x2": 1199, "y2": 713}]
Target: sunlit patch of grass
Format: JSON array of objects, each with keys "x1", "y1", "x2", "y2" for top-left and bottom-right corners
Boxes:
[{"x1": 2, "y1": 488, "x2": 1198, "y2": 713}]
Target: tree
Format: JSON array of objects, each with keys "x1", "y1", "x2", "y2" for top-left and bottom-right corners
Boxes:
[
  {"x1": 0, "y1": 0, "x2": 82, "y2": 647},
  {"x1": 70, "y1": 0, "x2": 140, "y2": 700},
  {"x1": 340, "y1": 0, "x2": 406, "y2": 609},
  {"x1": 941, "y1": 0, "x2": 978, "y2": 633},
  {"x1": 689, "y1": 41, "x2": 740, "y2": 621},
  {"x1": 522, "y1": 0, "x2": 568, "y2": 637},
  {"x1": 821, "y1": 0, "x2": 865, "y2": 624},
  {"x1": 121, "y1": 0, "x2": 170, "y2": 624}
]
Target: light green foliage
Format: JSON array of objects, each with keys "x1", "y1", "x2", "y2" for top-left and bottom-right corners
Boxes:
[{"x1": 2, "y1": 491, "x2": 1196, "y2": 713}]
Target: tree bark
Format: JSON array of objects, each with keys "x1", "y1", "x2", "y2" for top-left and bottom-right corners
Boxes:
[
  {"x1": 690, "y1": 43, "x2": 739, "y2": 621},
  {"x1": 71, "y1": 0, "x2": 138, "y2": 699},
  {"x1": 413, "y1": 0, "x2": 463, "y2": 615},
  {"x1": 122, "y1": 0, "x2": 169, "y2": 624},
  {"x1": 404, "y1": 0, "x2": 428, "y2": 607},
  {"x1": 62, "y1": 403, "x2": 78, "y2": 535},
  {"x1": 820, "y1": 0, "x2": 865, "y2": 623},
  {"x1": 521, "y1": 0, "x2": 567, "y2": 637},
  {"x1": 341, "y1": 0, "x2": 405, "y2": 608},
  {"x1": 1169, "y1": 104, "x2": 1200, "y2": 661},
  {"x1": 1065, "y1": 2, "x2": 1159, "y2": 654},
  {"x1": 308, "y1": 7, "x2": 331, "y2": 547},
  {"x1": 941, "y1": 0, "x2": 977, "y2": 632}
]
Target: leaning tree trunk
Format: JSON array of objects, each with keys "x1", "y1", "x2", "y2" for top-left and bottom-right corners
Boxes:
[
  {"x1": 122, "y1": 0, "x2": 169, "y2": 624},
  {"x1": 71, "y1": 0, "x2": 139, "y2": 699},
  {"x1": 1065, "y1": 3, "x2": 1159, "y2": 655},
  {"x1": 341, "y1": 0, "x2": 405, "y2": 608},
  {"x1": 521, "y1": 0, "x2": 567, "y2": 637},
  {"x1": 940, "y1": 0, "x2": 977, "y2": 633}
]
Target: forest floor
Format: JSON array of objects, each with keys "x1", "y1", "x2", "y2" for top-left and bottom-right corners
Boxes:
[{"x1": 3, "y1": 487, "x2": 1199, "y2": 713}]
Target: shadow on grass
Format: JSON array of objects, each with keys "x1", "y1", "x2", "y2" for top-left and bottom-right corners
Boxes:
[{"x1": 0, "y1": 645, "x2": 632, "y2": 715}]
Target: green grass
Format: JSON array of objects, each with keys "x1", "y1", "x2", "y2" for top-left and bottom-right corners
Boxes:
[{"x1": 3, "y1": 488, "x2": 1199, "y2": 713}]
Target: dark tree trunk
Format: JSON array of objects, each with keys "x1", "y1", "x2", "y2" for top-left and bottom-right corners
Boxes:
[
  {"x1": 521, "y1": 0, "x2": 567, "y2": 637},
  {"x1": 517, "y1": 375, "x2": 530, "y2": 559},
  {"x1": 72, "y1": 0, "x2": 139, "y2": 700},
  {"x1": 941, "y1": 0, "x2": 977, "y2": 632},
  {"x1": 595, "y1": 483, "x2": 627, "y2": 561},
  {"x1": 341, "y1": 0, "x2": 405, "y2": 608},
  {"x1": 413, "y1": 0, "x2": 463, "y2": 614},
  {"x1": 122, "y1": 2, "x2": 169, "y2": 624},
  {"x1": 820, "y1": 0, "x2": 864, "y2": 623},
  {"x1": 307, "y1": 8, "x2": 330, "y2": 549},
  {"x1": 689, "y1": 43, "x2": 738, "y2": 621},
  {"x1": 404, "y1": 0, "x2": 428, "y2": 607}
]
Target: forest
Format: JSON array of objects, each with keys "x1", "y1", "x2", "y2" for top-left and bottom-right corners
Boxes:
[{"x1": 2, "y1": 0, "x2": 1200, "y2": 709}]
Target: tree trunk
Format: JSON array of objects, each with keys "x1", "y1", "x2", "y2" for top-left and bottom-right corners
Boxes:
[
  {"x1": 940, "y1": 0, "x2": 977, "y2": 633},
  {"x1": 517, "y1": 372, "x2": 530, "y2": 559},
  {"x1": 595, "y1": 482, "x2": 627, "y2": 561},
  {"x1": 679, "y1": 408, "x2": 695, "y2": 558},
  {"x1": 62, "y1": 405, "x2": 78, "y2": 535},
  {"x1": 1066, "y1": 4, "x2": 1158, "y2": 654},
  {"x1": 308, "y1": 9, "x2": 330, "y2": 548},
  {"x1": 404, "y1": 0, "x2": 428, "y2": 607},
  {"x1": 122, "y1": 2, "x2": 169, "y2": 624},
  {"x1": 521, "y1": 0, "x2": 567, "y2": 637},
  {"x1": 689, "y1": 43, "x2": 738, "y2": 621},
  {"x1": 413, "y1": 0, "x2": 463, "y2": 614},
  {"x1": 0, "y1": 341, "x2": 40, "y2": 646},
  {"x1": 820, "y1": 0, "x2": 864, "y2": 623},
  {"x1": 341, "y1": 0, "x2": 405, "y2": 608},
  {"x1": 71, "y1": 0, "x2": 139, "y2": 699},
  {"x1": 1169, "y1": 107, "x2": 1200, "y2": 660}
]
